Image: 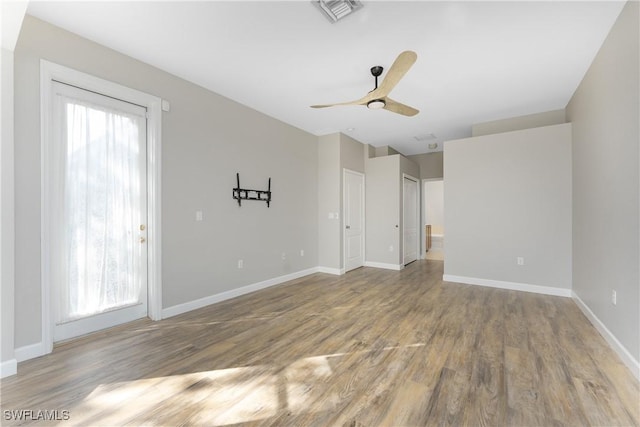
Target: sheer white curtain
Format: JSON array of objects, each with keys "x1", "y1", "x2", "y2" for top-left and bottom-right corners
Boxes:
[{"x1": 57, "y1": 96, "x2": 143, "y2": 323}]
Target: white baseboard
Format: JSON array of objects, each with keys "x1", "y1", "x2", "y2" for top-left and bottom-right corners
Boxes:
[
  {"x1": 1, "y1": 359, "x2": 17, "y2": 378},
  {"x1": 317, "y1": 266, "x2": 344, "y2": 275},
  {"x1": 572, "y1": 292, "x2": 640, "y2": 381},
  {"x1": 162, "y1": 267, "x2": 320, "y2": 319},
  {"x1": 364, "y1": 261, "x2": 403, "y2": 271},
  {"x1": 15, "y1": 341, "x2": 47, "y2": 362},
  {"x1": 442, "y1": 274, "x2": 572, "y2": 297}
]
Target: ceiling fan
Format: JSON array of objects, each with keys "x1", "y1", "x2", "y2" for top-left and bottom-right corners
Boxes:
[{"x1": 311, "y1": 50, "x2": 419, "y2": 117}]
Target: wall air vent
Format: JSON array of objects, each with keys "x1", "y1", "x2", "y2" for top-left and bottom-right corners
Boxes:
[{"x1": 312, "y1": 0, "x2": 363, "y2": 23}]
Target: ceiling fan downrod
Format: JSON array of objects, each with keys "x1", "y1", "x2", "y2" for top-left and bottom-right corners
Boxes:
[
  {"x1": 370, "y1": 66, "x2": 383, "y2": 90},
  {"x1": 367, "y1": 66, "x2": 386, "y2": 109}
]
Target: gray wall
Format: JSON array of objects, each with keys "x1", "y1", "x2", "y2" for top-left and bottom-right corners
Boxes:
[
  {"x1": 472, "y1": 109, "x2": 566, "y2": 137},
  {"x1": 366, "y1": 156, "x2": 400, "y2": 265},
  {"x1": 1, "y1": 48, "x2": 16, "y2": 364},
  {"x1": 317, "y1": 134, "x2": 341, "y2": 270},
  {"x1": 317, "y1": 133, "x2": 366, "y2": 271},
  {"x1": 365, "y1": 154, "x2": 419, "y2": 266},
  {"x1": 407, "y1": 152, "x2": 444, "y2": 179},
  {"x1": 373, "y1": 145, "x2": 400, "y2": 157},
  {"x1": 340, "y1": 134, "x2": 365, "y2": 173},
  {"x1": 566, "y1": 0, "x2": 639, "y2": 363},
  {"x1": 444, "y1": 124, "x2": 572, "y2": 289},
  {"x1": 14, "y1": 16, "x2": 319, "y2": 347},
  {"x1": 366, "y1": 144, "x2": 375, "y2": 159}
]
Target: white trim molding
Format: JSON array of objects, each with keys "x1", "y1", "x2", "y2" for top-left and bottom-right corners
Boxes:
[
  {"x1": 442, "y1": 274, "x2": 572, "y2": 297},
  {"x1": 364, "y1": 261, "x2": 403, "y2": 271},
  {"x1": 572, "y1": 292, "x2": 640, "y2": 381},
  {"x1": 40, "y1": 60, "x2": 163, "y2": 354},
  {"x1": 317, "y1": 266, "x2": 345, "y2": 275},
  {"x1": 162, "y1": 267, "x2": 320, "y2": 319},
  {"x1": 1, "y1": 359, "x2": 17, "y2": 378},
  {"x1": 15, "y1": 341, "x2": 46, "y2": 363}
]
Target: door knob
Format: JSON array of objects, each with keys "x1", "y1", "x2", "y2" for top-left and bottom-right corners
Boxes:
[
  {"x1": 346, "y1": 225, "x2": 351, "y2": 229},
  {"x1": 140, "y1": 224, "x2": 146, "y2": 231}
]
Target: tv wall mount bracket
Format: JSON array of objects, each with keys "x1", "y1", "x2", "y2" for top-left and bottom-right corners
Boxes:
[{"x1": 233, "y1": 173, "x2": 272, "y2": 207}]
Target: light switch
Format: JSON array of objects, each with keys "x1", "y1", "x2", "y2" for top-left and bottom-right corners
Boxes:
[{"x1": 196, "y1": 211, "x2": 203, "y2": 221}]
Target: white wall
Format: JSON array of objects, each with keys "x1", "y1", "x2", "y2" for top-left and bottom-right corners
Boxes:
[
  {"x1": 13, "y1": 16, "x2": 319, "y2": 349},
  {"x1": 444, "y1": 123, "x2": 572, "y2": 292},
  {"x1": 566, "y1": 0, "x2": 639, "y2": 369}
]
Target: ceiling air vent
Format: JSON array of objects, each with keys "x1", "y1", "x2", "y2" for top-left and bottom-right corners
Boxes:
[
  {"x1": 312, "y1": 0, "x2": 363, "y2": 23},
  {"x1": 414, "y1": 133, "x2": 437, "y2": 142}
]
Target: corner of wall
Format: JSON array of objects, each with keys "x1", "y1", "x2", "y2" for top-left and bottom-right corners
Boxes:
[{"x1": 572, "y1": 292, "x2": 640, "y2": 380}]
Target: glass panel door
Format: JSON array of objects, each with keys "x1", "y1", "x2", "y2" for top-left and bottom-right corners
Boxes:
[{"x1": 51, "y1": 81, "x2": 148, "y2": 341}]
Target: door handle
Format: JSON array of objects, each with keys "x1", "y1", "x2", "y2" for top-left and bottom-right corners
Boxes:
[
  {"x1": 345, "y1": 225, "x2": 351, "y2": 229},
  {"x1": 140, "y1": 237, "x2": 146, "y2": 243}
]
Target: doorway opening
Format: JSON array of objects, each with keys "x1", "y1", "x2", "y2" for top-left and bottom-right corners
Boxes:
[
  {"x1": 403, "y1": 174, "x2": 419, "y2": 266},
  {"x1": 423, "y1": 179, "x2": 444, "y2": 261}
]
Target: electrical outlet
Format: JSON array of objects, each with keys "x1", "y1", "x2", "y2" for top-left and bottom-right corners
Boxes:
[
  {"x1": 517, "y1": 257, "x2": 524, "y2": 266},
  {"x1": 300, "y1": 249, "x2": 304, "y2": 257},
  {"x1": 611, "y1": 290, "x2": 617, "y2": 305},
  {"x1": 237, "y1": 259, "x2": 243, "y2": 269},
  {"x1": 282, "y1": 252, "x2": 286, "y2": 260},
  {"x1": 195, "y1": 210, "x2": 203, "y2": 221},
  {"x1": 389, "y1": 245, "x2": 394, "y2": 252}
]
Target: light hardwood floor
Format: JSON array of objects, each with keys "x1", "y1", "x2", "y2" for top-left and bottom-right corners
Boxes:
[{"x1": 1, "y1": 260, "x2": 638, "y2": 426}]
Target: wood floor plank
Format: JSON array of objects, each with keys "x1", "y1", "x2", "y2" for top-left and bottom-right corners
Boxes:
[{"x1": 1, "y1": 260, "x2": 638, "y2": 427}]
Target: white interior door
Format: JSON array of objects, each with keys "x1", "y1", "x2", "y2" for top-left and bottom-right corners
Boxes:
[
  {"x1": 51, "y1": 81, "x2": 148, "y2": 341},
  {"x1": 403, "y1": 175, "x2": 419, "y2": 265},
  {"x1": 344, "y1": 169, "x2": 365, "y2": 272}
]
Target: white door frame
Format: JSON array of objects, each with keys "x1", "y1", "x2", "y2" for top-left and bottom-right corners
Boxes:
[
  {"x1": 40, "y1": 60, "x2": 163, "y2": 354},
  {"x1": 402, "y1": 174, "x2": 420, "y2": 265},
  {"x1": 343, "y1": 169, "x2": 365, "y2": 272}
]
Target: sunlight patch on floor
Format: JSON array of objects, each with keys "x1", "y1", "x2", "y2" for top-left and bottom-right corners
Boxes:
[
  {"x1": 65, "y1": 356, "x2": 336, "y2": 426},
  {"x1": 63, "y1": 344, "x2": 425, "y2": 426}
]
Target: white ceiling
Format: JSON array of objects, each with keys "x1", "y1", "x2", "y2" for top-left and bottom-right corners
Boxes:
[{"x1": 27, "y1": 1, "x2": 625, "y2": 155}]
